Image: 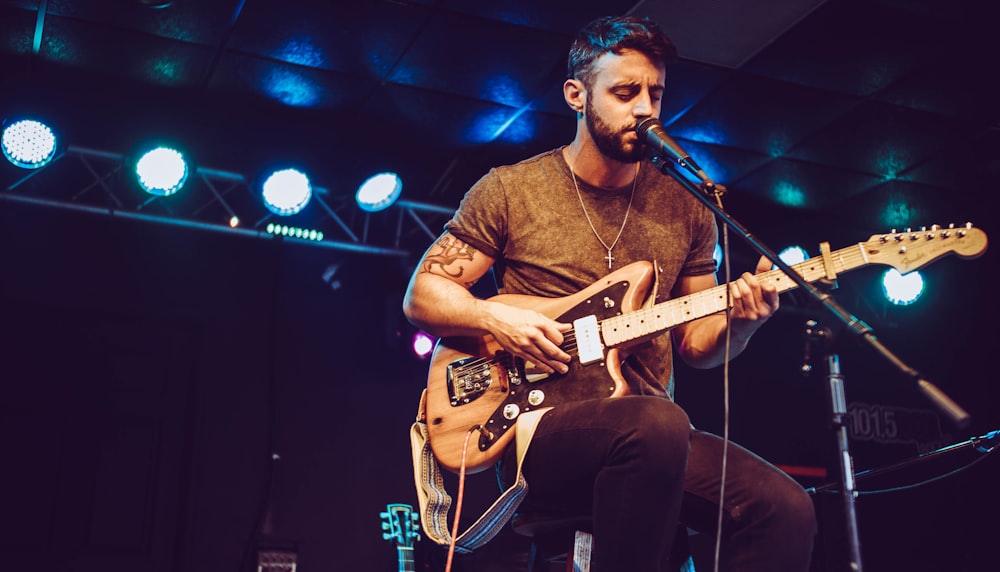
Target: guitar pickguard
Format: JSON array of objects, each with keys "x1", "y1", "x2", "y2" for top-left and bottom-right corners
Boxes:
[{"x1": 476, "y1": 280, "x2": 633, "y2": 451}]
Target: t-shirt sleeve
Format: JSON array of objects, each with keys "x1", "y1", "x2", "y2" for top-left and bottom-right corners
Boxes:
[
  {"x1": 444, "y1": 169, "x2": 507, "y2": 260},
  {"x1": 679, "y1": 206, "x2": 719, "y2": 277}
]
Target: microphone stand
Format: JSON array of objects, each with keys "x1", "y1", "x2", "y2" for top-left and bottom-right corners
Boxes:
[
  {"x1": 645, "y1": 151, "x2": 971, "y2": 427},
  {"x1": 804, "y1": 319, "x2": 863, "y2": 571},
  {"x1": 645, "y1": 147, "x2": 972, "y2": 572}
]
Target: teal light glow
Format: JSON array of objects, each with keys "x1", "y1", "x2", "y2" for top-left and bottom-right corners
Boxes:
[
  {"x1": 146, "y1": 56, "x2": 184, "y2": 84},
  {"x1": 879, "y1": 194, "x2": 919, "y2": 229},
  {"x1": 767, "y1": 134, "x2": 791, "y2": 158},
  {"x1": 773, "y1": 180, "x2": 807, "y2": 207},
  {"x1": 876, "y1": 148, "x2": 908, "y2": 181},
  {"x1": 266, "y1": 223, "x2": 324, "y2": 241}
]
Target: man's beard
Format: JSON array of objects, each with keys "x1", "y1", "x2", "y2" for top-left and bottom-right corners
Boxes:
[{"x1": 585, "y1": 99, "x2": 646, "y2": 163}]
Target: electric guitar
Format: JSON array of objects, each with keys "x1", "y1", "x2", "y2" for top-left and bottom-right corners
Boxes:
[
  {"x1": 380, "y1": 503, "x2": 420, "y2": 572},
  {"x1": 424, "y1": 225, "x2": 988, "y2": 473}
]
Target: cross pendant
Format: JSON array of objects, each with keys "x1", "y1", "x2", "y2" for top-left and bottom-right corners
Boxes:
[{"x1": 605, "y1": 250, "x2": 614, "y2": 270}]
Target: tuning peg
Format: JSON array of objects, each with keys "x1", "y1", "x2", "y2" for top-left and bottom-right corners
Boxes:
[{"x1": 382, "y1": 531, "x2": 392, "y2": 540}]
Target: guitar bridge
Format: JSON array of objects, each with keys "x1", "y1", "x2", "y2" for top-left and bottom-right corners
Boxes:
[{"x1": 446, "y1": 356, "x2": 493, "y2": 406}]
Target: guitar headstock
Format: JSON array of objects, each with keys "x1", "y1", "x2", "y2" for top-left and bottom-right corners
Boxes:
[
  {"x1": 380, "y1": 503, "x2": 420, "y2": 549},
  {"x1": 863, "y1": 224, "x2": 988, "y2": 274}
]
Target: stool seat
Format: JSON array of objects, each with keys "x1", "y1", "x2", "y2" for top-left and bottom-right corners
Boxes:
[
  {"x1": 513, "y1": 512, "x2": 593, "y2": 572},
  {"x1": 511, "y1": 512, "x2": 696, "y2": 572}
]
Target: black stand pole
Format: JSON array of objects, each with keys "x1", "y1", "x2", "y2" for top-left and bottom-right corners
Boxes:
[{"x1": 806, "y1": 320, "x2": 863, "y2": 571}]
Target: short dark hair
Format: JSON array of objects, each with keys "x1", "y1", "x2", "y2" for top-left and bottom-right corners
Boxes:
[{"x1": 567, "y1": 16, "x2": 677, "y2": 88}]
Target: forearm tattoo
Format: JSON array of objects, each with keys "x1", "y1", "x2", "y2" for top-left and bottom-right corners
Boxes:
[{"x1": 421, "y1": 235, "x2": 479, "y2": 287}]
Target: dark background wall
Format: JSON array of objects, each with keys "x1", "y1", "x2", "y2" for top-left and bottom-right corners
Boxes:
[{"x1": 2, "y1": 194, "x2": 998, "y2": 572}]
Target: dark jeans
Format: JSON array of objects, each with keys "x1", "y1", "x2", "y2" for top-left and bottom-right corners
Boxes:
[{"x1": 500, "y1": 395, "x2": 817, "y2": 572}]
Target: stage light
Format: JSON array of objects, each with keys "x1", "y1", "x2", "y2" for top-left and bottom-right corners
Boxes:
[
  {"x1": 135, "y1": 146, "x2": 188, "y2": 196},
  {"x1": 2, "y1": 118, "x2": 58, "y2": 169},
  {"x1": 881, "y1": 268, "x2": 924, "y2": 306},
  {"x1": 779, "y1": 245, "x2": 810, "y2": 266},
  {"x1": 411, "y1": 331, "x2": 434, "y2": 358},
  {"x1": 356, "y1": 172, "x2": 401, "y2": 212},
  {"x1": 266, "y1": 222, "x2": 324, "y2": 241},
  {"x1": 262, "y1": 168, "x2": 311, "y2": 215}
]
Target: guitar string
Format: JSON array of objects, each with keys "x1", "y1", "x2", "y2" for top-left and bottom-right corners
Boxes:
[{"x1": 455, "y1": 331, "x2": 581, "y2": 374}]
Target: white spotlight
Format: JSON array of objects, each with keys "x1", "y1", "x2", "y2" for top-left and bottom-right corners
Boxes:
[
  {"x1": 882, "y1": 269, "x2": 924, "y2": 306},
  {"x1": 356, "y1": 172, "x2": 402, "y2": 212},
  {"x1": 2, "y1": 118, "x2": 58, "y2": 169},
  {"x1": 411, "y1": 331, "x2": 435, "y2": 358},
  {"x1": 778, "y1": 245, "x2": 810, "y2": 267},
  {"x1": 262, "y1": 168, "x2": 312, "y2": 216},
  {"x1": 136, "y1": 147, "x2": 188, "y2": 196}
]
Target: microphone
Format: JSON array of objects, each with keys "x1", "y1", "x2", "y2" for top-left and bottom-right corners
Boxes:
[{"x1": 635, "y1": 117, "x2": 715, "y2": 187}]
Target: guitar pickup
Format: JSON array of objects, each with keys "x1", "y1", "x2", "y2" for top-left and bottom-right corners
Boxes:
[{"x1": 573, "y1": 315, "x2": 604, "y2": 365}]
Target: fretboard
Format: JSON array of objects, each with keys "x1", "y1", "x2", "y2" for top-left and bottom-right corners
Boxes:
[
  {"x1": 396, "y1": 546, "x2": 414, "y2": 572},
  {"x1": 600, "y1": 242, "x2": 869, "y2": 347}
]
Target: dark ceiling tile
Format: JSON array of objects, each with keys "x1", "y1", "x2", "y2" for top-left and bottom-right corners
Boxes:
[
  {"x1": 822, "y1": 179, "x2": 978, "y2": 236},
  {"x1": 35, "y1": 15, "x2": 215, "y2": 87},
  {"x1": 729, "y1": 157, "x2": 883, "y2": 210},
  {"x1": 229, "y1": 0, "x2": 431, "y2": 79},
  {"x1": 667, "y1": 74, "x2": 859, "y2": 156},
  {"x1": 741, "y1": 0, "x2": 937, "y2": 96},
  {"x1": 387, "y1": 11, "x2": 569, "y2": 108},
  {"x1": 46, "y1": 0, "x2": 236, "y2": 45},
  {"x1": 209, "y1": 52, "x2": 375, "y2": 110},
  {"x1": 872, "y1": 36, "x2": 1000, "y2": 125},
  {"x1": 785, "y1": 101, "x2": 981, "y2": 179},
  {"x1": 875, "y1": 65, "x2": 1000, "y2": 124},
  {"x1": 0, "y1": 4, "x2": 35, "y2": 56},
  {"x1": 362, "y1": 82, "x2": 523, "y2": 150},
  {"x1": 660, "y1": 61, "x2": 733, "y2": 126},
  {"x1": 903, "y1": 128, "x2": 1000, "y2": 192},
  {"x1": 672, "y1": 141, "x2": 773, "y2": 188},
  {"x1": 441, "y1": 0, "x2": 638, "y2": 35}
]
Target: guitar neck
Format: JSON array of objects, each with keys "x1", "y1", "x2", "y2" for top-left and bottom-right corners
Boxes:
[
  {"x1": 396, "y1": 546, "x2": 415, "y2": 572},
  {"x1": 600, "y1": 241, "x2": 869, "y2": 348}
]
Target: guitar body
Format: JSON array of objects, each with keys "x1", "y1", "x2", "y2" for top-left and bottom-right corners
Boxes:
[{"x1": 425, "y1": 261, "x2": 657, "y2": 473}]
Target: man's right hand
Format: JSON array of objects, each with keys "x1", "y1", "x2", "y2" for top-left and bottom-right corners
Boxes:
[{"x1": 482, "y1": 301, "x2": 572, "y2": 375}]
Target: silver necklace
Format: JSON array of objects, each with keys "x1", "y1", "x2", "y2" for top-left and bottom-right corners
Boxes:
[{"x1": 570, "y1": 160, "x2": 638, "y2": 270}]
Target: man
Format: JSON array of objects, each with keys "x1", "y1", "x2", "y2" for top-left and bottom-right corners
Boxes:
[{"x1": 403, "y1": 15, "x2": 816, "y2": 571}]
